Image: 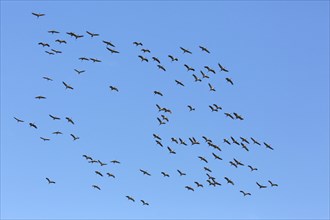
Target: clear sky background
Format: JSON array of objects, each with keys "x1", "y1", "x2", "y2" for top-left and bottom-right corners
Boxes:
[{"x1": 1, "y1": 1, "x2": 329, "y2": 219}]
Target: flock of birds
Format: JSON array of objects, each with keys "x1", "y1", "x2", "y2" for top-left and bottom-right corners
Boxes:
[{"x1": 14, "y1": 12, "x2": 279, "y2": 206}]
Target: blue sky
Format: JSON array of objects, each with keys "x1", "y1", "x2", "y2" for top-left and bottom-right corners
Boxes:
[{"x1": 1, "y1": 1, "x2": 329, "y2": 219}]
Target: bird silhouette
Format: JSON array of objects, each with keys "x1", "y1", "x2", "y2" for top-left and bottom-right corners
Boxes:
[
  {"x1": 32, "y1": 12, "x2": 45, "y2": 18},
  {"x1": 40, "y1": 137, "x2": 50, "y2": 141},
  {"x1": 14, "y1": 117, "x2": 24, "y2": 123},
  {"x1": 177, "y1": 169, "x2": 186, "y2": 176},
  {"x1": 46, "y1": 177, "x2": 55, "y2": 184},
  {"x1": 152, "y1": 57, "x2": 161, "y2": 63},
  {"x1": 86, "y1": 31, "x2": 99, "y2": 37},
  {"x1": 200, "y1": 71, "x2": 209, "y2": 79},
  {"x1": 52, "y1": 131, "x2": 62, "y2": 135},
  {"x1": 180, "y1": 47, "x2": 192, "y2": 54},
  {"x1": 208, "y1": 83, "x2": 216, "y2": 92},
  {"x1": 48, "y1": 30, "x2": 60, "y2": 34},
  {"x1": 187, "y1": 105, "x2": 195, "y2": 111},
  {"x1": 204, "y1": 66, "x2": 215, "y2": 74},
  {"x1": 126, "y1": 196, "x2": 135, "y2": 202},
  {"x1": 264, "y1": 142, "x2": 274, "y2": 150},
  {"x1": 139, "y1": 169, "x2": 151, "y2": 176},
  {"x1": 168, "y1": 55, "x2": 178, "y2": 62},
  {"x1": 175, "y1": 80, "x2": 185, "y2": 87},
  {"x1": 74, "y1": 69, "x2": 85, "y2": 74},
  {"x1": 35, "y1": 96, "x2": 46, "y2": 99},
  {"x1": 109, "y1": 86, "x2": 119, "y2": 92},
  {"x1": 92, "y1": 185, "x2": 101, "y2": 190},
  {"x1": 65, "y1": 117, "x2": 74, "y2": 125},
  {"x1": 251, "y1": 137, "x2": 261, "y2": 145},
  {"x1": 226, "y1": 78, "x2": 234, "y2": 85},
  {"x1": 106, "y1": 47, "x2": 119, "y2": 54},
  {"x1": 110, "y1": 160, "x2": 120, "y2": 164},
  {"x1": 161, "y1": 172, "x2": 170, "y2": 177},
  {"x1": 194, "y1": 181, "x2": 204, "y2": 187},
  {"x1": 133, "y1": 42, "x2": 143, "y2": 46},
  {"x1": 184, "y1": 64, "x2": 195, "y2": 71},
  {"x1": 107, "y1": 173, "x2": 115, "y2": 178},
  {"x1": 49, "y1": 114, "x2": 60, "y2": 120},
  {"x1": 198, "y1": 156, "x2": 208, "y2": 163},
  {"x1": 103, "y1": 40, "x2": 115, "y2": 47},
  {"x1": 70, "y1": 134, "x2": 80, "y2": 141},
  {"x1": 95, "y1": 171, "x2": 103, "y2": 177},
  {"x1": 157, "y1": 65, "x2": 166, "y2": 71},
  {"x1": 248, "y1": 165, "x2": 258, "y2": 172},
  {"x1": 192, "y1": 74, "x2": 202, "y2": 82},
  {"x1": 154, "y1": 91, "x2": 163, "y2": 96},
  {"x1": 224, "y1": 177, "x2": 234, "y2": 185},
  {"x1": 29, "y1": 123, "x2": 38, "y2": 129},
  {"x1": 268, "y1": 180, "x2": 278, "y2": 187},
  {"x1": 218, "y1": 63, "x2": 229, "y2": 72},
  {"x1": 185, "y1": 186, "x2": 194, "y2": 191},
  {"x1": 212, "y1": 152, "x2": 222, "y2": 160},
  {"x1": 38, "y1": 42, "x2": 50, "y2": 47},
  {"x1": 167, "y1": 146, "x2": 176, "y2": 154},
  {"x1": 141, "y1": 200, "x2": 149, "y2": 205},
  {"x1": 138, "y1": 55, "x2": 148, "y2": 62},
  {"x1": 141, "y1": 48, "x2": 151, "y2": 53},
  {"x1": 256, "y1": 182, "x2": 267, "y2": 189},
  {"x1": 240, "y1": 190, "x2": 251, "y2": 196},
  {"x1": 199, "y1": 46, "x2": 210, "y2": 53},
  {"x1": 90, "y1": 58, "x2": 101, "y2": 62},
  {"x1": 55, "y1": 39, "x2": 67, "y2": 44},
  {"x1": 43, "y1": 76, "x2": 53, "y2": 81},
  {"x1": 62, "y1": 81, "x2": 74, "y2": 90}
]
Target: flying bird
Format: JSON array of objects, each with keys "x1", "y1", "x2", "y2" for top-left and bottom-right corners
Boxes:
[
  {"x1": 248, "y1": 165, "x2": 258, "y2": 172},
  {"x1": 51, "y1": 49, "x2": 62, "y2": 54},
  {"x1": 106, "y1": 47, "x2": 119, "y2": 54},
  {"x1": 192, "y1": 74, "x2": 202, "y2": 82},
  {"x1": 92, "y1": 185, "x2": 101, "y2": 190},
  {"x1": 110, "y1": 160, "x2": 121, "y2": 164},
  {"x1": 199, "y1": 46, "x2": 210, "y2": 53},
  {"x1": 138, "y1": 55, "x2": 148, "y2": 62},
  {"x1": 70, "y1": 134, "x2": 80, "y2": 141},
  {"x1": 204, "y1": 167, "x2": 212, "y2": 172},
  {"x1": 157, "y1": 65, "x2": 166, "y2": 71},
  {"x1": 38, "y1": 42, "x2": 50, "y2": 47},
  {"x1": 40, "y1": 137, "x2": 50, "y2": 141},
  {"x1": 139, "y1": 169, "x2": 151, "y2": 176},
  {"x1": 90, "y1": 58, "x2": 101, "y2": 62},
  {"x1": 141, "y1": 200, "x2": 149, "y2": 206},
  {"x1": 229, "y1": 161, "x2": 238, "y2": 168},
  {"x1": 218, "y1": 63, "x2": 229, "y2": 72},
  {"x1": 187, "y1": 105, "x2": 195, "y2": 111},
  {"x1": 86, "y1": 31, "x2": 99, "y2": 37},
  {"x1": 52, "y1": 131, "x2": 62, "y2": 135},
  {"x1": 224, "y1": 177, "x2": 234, "y2": 185},
  {"x1": 264, "y1": 142, "x2": 274, "y2": 150},
  {"x1": 212, "y1": 152, "x2": 222, "y2": 160},
  {"x1": 55, "y1": 39, "x2": 67, "y2": 44},
  {"x1": 200, "y1": 71, "x2": 209, "y2": 79},
  {"x1": 45, "y1": 177, "x2": 55, "y2": 184},
  {"x1": 29, "y1": 123, "x2": 38, "y2": 129},
  {"x1": 268, "y1": 180, "x2": 278, "y2": 187},
  {"x1": 152, "y1": 57, "x2": 161, "y2": 63},
  {"x1": 107, "y1": 173, "x2": 115, "y2": 178},
  {"x1": 171, "y1": 137, "x2": 178, "y2": 144},
  {"x1": 141, "y1": 48, "x2": 151, "y2": 53},
  {"x1": 74, "y1": 69, "x2": 85, "y2": 74},
  {"x1": 95, "y1": 171, "x2": 103, "y2": 177},
  {"x1": 195, "y1": 181, "x2": 204, "y2": 187},
  {"x1": 233, "y1": 158, "x2": 244, "y2": 166},
  {"x1": 161, "y1": 172, "x2": 170, "y2": 177},
  {"x1": 208, "y1": 83, "x2": 216, "y2": 92},
  {"x1": 32, "y1": 12, "x2": 45, "y2": 18},
  {"x1": 48, "y1": 30, "x2": 59, "y2": 34},
  {"x1": 154, "y1": 91, "x2": 163, "y2": 96},
  {"x1": 62, "y1": 81, "x2": 74, "y2": 90},
  {"x1": 157, "y1": 117, "x2": 166, "y2": 126},
  {"x1": 185, "y1": 186, "x2": 194, "y2": 191},
  {"x1": 156, "y1": 140, "x2": 163, "y2": 147},
  {"x1": 168, "y1": 55, "x2": 178, "y2": 62},
  {"x1": 177, "y1": 169, "x2": 186, "y2": 176},
  {"x1": 233, "y1": 112, "x2": 244, "y2": 120},
  {"x1": 45, "y1": 51, "x2": 55, "y2": 55},
  {"x1": 42, "y1": 76, "x2": 53, "y2": 81},
  {"x1": 256, "y1": 182, "x2": 267, "y2": 189},
  {"x1": 198, "y1": 156, "x2": 208, "y2": 163},
  {"x1": 49, "y1": 114, "x2": 60, "y2": 120},
  {"x1": 153, "y1": 133, "x2": 161, "y2": 140},
  {"x1": 226, "y1": 78, "x2": 234, "y2": 85},
  {"x1": 240, "y1": 191, "x2": 251, "y2": 196},
  {"x1": 65, "y1": 117, "x2": 74, "y2": 125},
  {"x1": 109, "y1": 86, "x2": 119, "y2": 92},
  {"x1": 223, "y1": 138, "x2": 231, "y2": 145},
  {"x1": 126, "y1": 196, "x2": 135, "y2": 202},
  {"x1": 79, "y1": 57, "x2": 89, "y2": 61},
  {"x1": 14, "y1": 117, "x2": 24, "y2": 123},
  {"x1": 204, "y1": 66, "x2": 216, "y2": 74},
  {"x1": 251, "y1": 137, "x2": 261, "y2": 145},
  {"x1": 167, "y1": 146, "x2": 176, "y2": 154},
  {"x1": 175, "y1": 80, "x2": 185, "y2": 87},
  {"x1": 35, "y1": 96, "x2": 46, "y2": 99},
  {"x1": 133, "y1": 42, "x2": 143, "y2": 46},
  {"x1": 180, "y1": 47, "x2": 192, "y2": 54},
  {"x1": 184, "y1": 64, "x2": 195, "y2": 72},
  {"x1": 103, "y1": 40, "x2": 115, "y2": 47}
]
